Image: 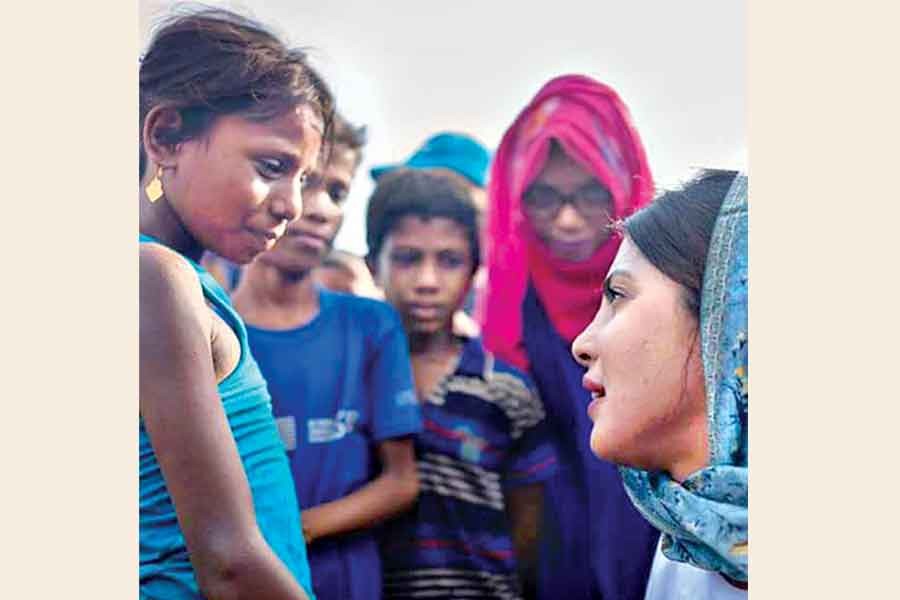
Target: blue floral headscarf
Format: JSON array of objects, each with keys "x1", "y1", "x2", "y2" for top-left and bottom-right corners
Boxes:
[{"x1": 620, "y1": 173, "x2": 748, "y2": 582}]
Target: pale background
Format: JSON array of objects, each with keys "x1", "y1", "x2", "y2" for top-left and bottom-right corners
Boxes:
[{"x1": 140, "y1": 0, "x2": 746, "y2": 255}]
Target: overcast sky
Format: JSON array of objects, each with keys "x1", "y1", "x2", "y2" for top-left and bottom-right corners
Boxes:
[{"x1": 140, "y1": 0, "x2": 746, "y2": 255}]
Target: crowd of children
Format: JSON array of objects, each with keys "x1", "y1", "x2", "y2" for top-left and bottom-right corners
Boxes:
[{"x1": 139, "y1": 7, "x2": 748, "y2": 600}]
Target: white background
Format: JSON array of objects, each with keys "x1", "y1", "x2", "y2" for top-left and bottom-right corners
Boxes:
[{"x1": 140, "y1": 0, "x2": 746, "y2": 255}]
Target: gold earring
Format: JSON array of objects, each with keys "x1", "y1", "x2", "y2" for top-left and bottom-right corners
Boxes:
[{"x1": 145, "y1": 167, "x2": 164, "y2": 203}]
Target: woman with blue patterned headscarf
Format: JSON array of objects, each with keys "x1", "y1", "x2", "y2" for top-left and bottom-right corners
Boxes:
[{"x1": 572, "y1": 170, "x2": 748, "y2": 598}]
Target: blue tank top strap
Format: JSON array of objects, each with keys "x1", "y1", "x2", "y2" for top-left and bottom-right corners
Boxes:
[
  {"x1": 139, "y1": 233, "x2": 252, "y2": 387},
  {"x1": 138, "y1": 232, "x2": 316, "y2": 599}
]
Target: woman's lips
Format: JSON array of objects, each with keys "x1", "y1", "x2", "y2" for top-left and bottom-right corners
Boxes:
[
  {"x1": 587, "y1": 394, "x2": 605, "y2": 420},
  {"x1": 583, "y1": 375, "x2": 605, "y2": 395},
  {"x1": 548, "y1": 238, "x2": 597, "y2": 261},
  {"x1": 584, "y1": 376, "x2": 606, "y2": 420},
  {"x1": 550, "y1": 237, "x2": 594, "y2": 251}
]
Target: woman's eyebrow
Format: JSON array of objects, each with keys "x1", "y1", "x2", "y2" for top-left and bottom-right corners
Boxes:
[
  {"x1": 604, "y1": 269, "x2": 633, "y2": 284},
  {"x1": 606, "y1": 268, "x2": 633, "y2": 279}
]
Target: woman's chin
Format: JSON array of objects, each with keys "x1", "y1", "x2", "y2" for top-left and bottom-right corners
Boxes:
[
  {"x1": 588, "y1": 427, "x2": 616, "y2": 462},
  {"x1": 545, "y1": 238, "x2": 602, "y2": 262},
  {"x1": 589, "y1": 427, "x2": 646, "y2": 470}
]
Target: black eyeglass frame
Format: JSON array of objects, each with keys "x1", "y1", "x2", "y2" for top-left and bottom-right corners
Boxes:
[{"x1": 521, "y1": 182, "x2": 614, "y2": 220}]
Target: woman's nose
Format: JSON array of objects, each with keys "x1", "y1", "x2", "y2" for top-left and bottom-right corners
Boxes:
[
  {"x1": 554, "y1": 202, "x2": 586, "y2": 231},
  {"x1": 571, "y1": 325, "x2": 595, "y2": 368}
]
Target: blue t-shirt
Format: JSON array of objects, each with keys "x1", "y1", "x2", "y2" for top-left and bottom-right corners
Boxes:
[
  {"x1": 139, "y1": 234, "x2": 315, "y2": 599},
  {"x1": 246, "y1": 288, "x2": 422, "y2": 600},
  {"x1": 380, "y1": 336, "x2": 558, "y2": 600}
]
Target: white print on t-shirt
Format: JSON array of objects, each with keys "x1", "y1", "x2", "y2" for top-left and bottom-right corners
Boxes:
[
  {"x1": 395, "y1": 389, "x2": 418, "y2": 407},
  {"x1": 307, "y1": 410, "x2": 360, "y2": 444}
]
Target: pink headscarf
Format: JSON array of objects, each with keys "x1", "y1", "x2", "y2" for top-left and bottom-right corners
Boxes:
[{"x1": 477, "y1": 74, "x2": 654, "y2": 370}]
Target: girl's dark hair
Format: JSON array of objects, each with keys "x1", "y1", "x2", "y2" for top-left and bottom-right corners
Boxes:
[
  {"x1": 624, "y1": 169, "x2": 739, "y2": 318},
  {"x1": 139, "y1": 6, "x2": 334, "y2": 178},
  {"x1": 366, "y1": 168, "x2": 481, "y2": 274}
]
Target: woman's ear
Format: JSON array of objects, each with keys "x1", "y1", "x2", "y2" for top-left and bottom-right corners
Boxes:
[{"x1": 142, "y1": 105, "x2": 183, "y2": 169}]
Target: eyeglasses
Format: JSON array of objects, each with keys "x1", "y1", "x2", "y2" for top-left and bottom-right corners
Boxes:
[{"x1": 522, "y1": 182, "x2": 613, "y2": 220}]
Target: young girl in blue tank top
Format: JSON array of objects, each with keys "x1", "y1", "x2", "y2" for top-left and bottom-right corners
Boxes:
[{"x1": 138, "y1": 8, "x2": 334, "y2": 599}]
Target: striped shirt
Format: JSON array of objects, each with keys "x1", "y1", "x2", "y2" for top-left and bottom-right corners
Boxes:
[{"x1": 381, "y1": 337, "x2": 557, "y2": 599}]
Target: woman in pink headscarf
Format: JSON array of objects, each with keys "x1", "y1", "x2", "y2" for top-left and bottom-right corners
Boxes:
[{"x1": 477, "y1": 74, "x2": 660, "y2": 599}]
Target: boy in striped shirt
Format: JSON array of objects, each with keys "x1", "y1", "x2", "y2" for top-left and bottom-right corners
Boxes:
[{"x1": 367, "y1": 169, "x2": 558, "y2": 600}]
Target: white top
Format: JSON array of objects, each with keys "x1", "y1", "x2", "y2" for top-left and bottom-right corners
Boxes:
[{"x1": 643, "y1": 539, "x2": 747, "y2": 600}]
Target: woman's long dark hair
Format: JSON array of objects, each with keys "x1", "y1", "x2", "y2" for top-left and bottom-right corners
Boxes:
[{"x1": 624, "y1": 169, "x2": 739, "y2": 318}]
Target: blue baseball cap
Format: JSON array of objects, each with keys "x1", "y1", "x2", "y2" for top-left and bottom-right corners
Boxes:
[{"x1": 370, "y1": 132, "x2": 491, "y2": 188}]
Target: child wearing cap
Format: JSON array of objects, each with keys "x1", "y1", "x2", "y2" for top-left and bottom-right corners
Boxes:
[
  {"x1": 369, "y1": 131, "x2": 491, "y2": 209},
  {"x1": 371, "y1": 132, "x2": 492, "y2": 336},
  {"x1": 367, "y1": 169, "x2": 557, "y2": 600}
]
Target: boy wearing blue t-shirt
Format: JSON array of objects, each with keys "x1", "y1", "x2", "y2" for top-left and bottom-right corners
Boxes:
[
  {"x1": 366, "y1": 169, "x2": 557, "y2": 600},
  {"x1": 232, "y1": 116, "x2": 422, "y2": 600}
]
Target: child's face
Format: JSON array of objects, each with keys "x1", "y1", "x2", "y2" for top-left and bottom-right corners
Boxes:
[
  {"x1": 375, "y1": 216, "x2": 474, "y2": 335},
  {"x1": 256, "y1": 144, "x2": 357, "y2": 274},
  {"x1": 161, "y1": 105, "x2": 323, "y2": 264}
]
